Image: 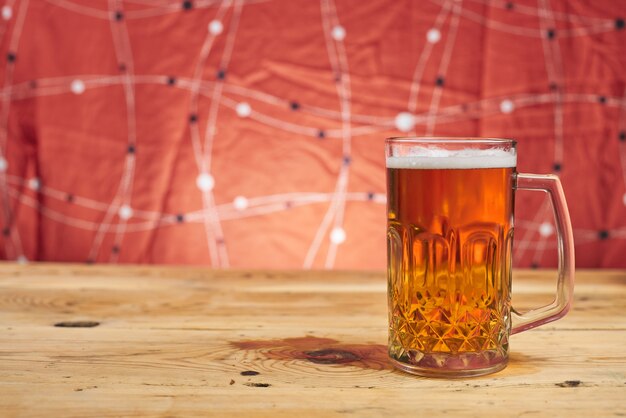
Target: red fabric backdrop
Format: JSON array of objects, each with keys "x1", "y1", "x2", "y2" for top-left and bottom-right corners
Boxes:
[{"x1": 0, "y1": 0, "x2": 625, "y2": 268}]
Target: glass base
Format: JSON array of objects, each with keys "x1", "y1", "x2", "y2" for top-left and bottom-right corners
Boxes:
[{"x1": 389, "y1": 352, "x2": 508, "y2": 378}]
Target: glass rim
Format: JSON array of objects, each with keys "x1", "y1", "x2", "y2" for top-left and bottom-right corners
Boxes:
[{"x1": 385, "y1": 137, "x2": 516, "y2": 146}]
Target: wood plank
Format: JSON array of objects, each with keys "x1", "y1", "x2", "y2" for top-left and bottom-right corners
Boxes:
[{"x1": 0, "y1": 264, "x2": 624, "y2": 417}]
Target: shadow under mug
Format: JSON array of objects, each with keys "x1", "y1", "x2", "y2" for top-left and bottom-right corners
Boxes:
[{"x1": 385, "y1": 137, "x2": 574, "y2": 378}]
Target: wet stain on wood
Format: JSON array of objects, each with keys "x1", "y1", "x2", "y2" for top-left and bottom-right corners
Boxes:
[
  {"x1": 54, "y1": 321, "x2": 100, "y2": 328},
  {"x1": 231, "y1": 336, "x2": 390, "y2": 370},
  {"x1": 556, "y1": 380, "x2": 582, "y2": 387}
]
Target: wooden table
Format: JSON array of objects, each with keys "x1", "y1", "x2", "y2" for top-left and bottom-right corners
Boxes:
[{"x1": 0, "y1": 264, "x2": 624, "y2": 417}]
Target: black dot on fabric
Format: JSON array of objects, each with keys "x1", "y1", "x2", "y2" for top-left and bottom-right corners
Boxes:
[
  {"x1": 290, "y1": 101, "x2": 300, "y2": 111},
  {"x1": 505, "y1": 2, "x2": 514, "y2": 10},
  {"x1": 6, "y1": 52, "x2": 16, "y2": 63},
  {"x1": 317, "y1": 130, "x2": 326, "y2": 139},
  {"x1": 216, "y1": 238, "x2": 225, "y2": 245},
  {"x1": 334, "y1": 74, "x2": 342, "y2": 83},
  {"x1": 114, "y1": 11, "x2": 123, "y2": 21},
  {"x1": 2, "y1": 227, "x2": 10, "y2": 237},
  {"x1": 435, "y1": 76, "x2": 445, "y2": 87},
  {"x1": 216, "y1": 69, "x2": 226, "y2": 80},
  {"x1": 119, "y1": 63, "x2": 127, "y2": 72},
  {"x1": 66, "y1": 194, "x2": 75, "y2": 203},
  {"x1": 86, "y1": 259, "x2": 95, "y2": 265},
  {"x1": 176, "y1": 214, "x2": 185, "y2": 223},
  {"x1": 553, "y1": 162, "x2": 562, "y2": 172},
  {"x1": 598, "y1": 95, "x2": 607, "y2": 104},
  {"x1": 530, "y1": 262, "x2": 539, "y2": 270},
  {"x1": 111, "y1": 245, "x2": 120, "y2": 254},
  {"x1": 189, "y1": 114, "x2": 198, "y2": 123},
  {"x1": 619, "y1": 131, "x2": 626, "y2": 142},
  {"x1": 547, "y1": 29, "x2": 556, "y2": 39},
  {"x1": 29, "y1": 80, "x2": 37, "y2": 89},
  {"x1": 285, "y1": 201, "x2": 293, "y2": 209},
  {"x1": 598, "y1": 230, "x2": 610, "y2": 240},
  {"x1": 127, "y1": 145, "x2": 136, "y2": 154},
  {"x1": 167, "y1": 76, "x2": 176, "y2": 86},
  {"x1": 343, "y1": 156, "x2": 352, "y2": 166},
  {"x1": 182, "y1": 0, "x2": 193, "y2": 10},
  {"x1": 367, "y1": 192, "x2": 375, "y2": 201},
  {"x1": 549, "y1": 82, "x2": 559, "y2": 91},
  {"x1": 615, "y1": 18, "x2": 625, "y2": 30}
]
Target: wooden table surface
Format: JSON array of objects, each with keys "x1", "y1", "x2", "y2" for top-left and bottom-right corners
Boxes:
[{"x1": 0, "y1": 264, "x2": 624, "y2": 417}]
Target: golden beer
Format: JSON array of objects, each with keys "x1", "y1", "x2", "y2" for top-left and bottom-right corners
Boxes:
[{"x1": 386, "y1": 143, "x2": 516, "y2": 376}]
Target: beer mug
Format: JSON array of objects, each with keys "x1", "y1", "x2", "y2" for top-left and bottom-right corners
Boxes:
[{"x1": 385, "y1": 138, "x2": 574, "y2": 377}]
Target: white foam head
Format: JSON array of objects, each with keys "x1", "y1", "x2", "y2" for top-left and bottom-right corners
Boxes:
[{"x1": 386, "y1": 146, "x2": 516, "y2": 169}]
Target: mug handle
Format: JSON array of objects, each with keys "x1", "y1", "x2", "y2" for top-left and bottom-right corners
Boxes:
[{"x1": 511, "y1": 173, "x2": 575, "y2": 334}]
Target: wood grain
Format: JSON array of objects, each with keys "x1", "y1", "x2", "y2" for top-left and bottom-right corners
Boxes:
[{"x1": 0, "y1": 264, "x2": 624, "y2": 417}]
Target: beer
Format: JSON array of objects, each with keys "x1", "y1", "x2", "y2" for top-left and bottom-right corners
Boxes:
[{"x1": 386, "y1": 147, "x2": 516, "y2": 376}]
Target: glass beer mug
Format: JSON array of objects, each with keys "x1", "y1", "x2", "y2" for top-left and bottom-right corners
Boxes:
[{"x1": 385, "y1": 138, "x2": 574, "y2": 377}]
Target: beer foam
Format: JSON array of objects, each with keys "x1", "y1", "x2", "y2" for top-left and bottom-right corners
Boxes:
[{"x1": 386, "y1": 147, "x2": 516, "y2": 169}]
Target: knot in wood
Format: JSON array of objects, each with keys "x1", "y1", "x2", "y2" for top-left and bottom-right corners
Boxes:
[
  {"x1": 54, "y1": 321, "x2": 100, "y2": 328},
  {"x1": 303, "y1": 348, "x2": 361, "y2": 364}
]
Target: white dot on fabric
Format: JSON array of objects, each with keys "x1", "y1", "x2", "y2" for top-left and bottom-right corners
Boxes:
[
  {"x1": 394, "y1": 112, "x2": 415, "y2": 132},
  {"x1": 236, "y1": 102, "x2": 251, "y2": 118},
  {"x1": 539, "y1": 222, "x2": 554, "y2": 237},
  {"x1": 28, "y1": 177, "x2": 41, "y2": 191},
  {"x1": 233, "y1": 196, "x2": 249, "y2": 210},
  {"x1": 373, "y1": 195, "x2": 386, "y2": 204},
  {"x1": 1, "y1": 6, "x2": 12, "y2": 20},
  {"x1": 196, "y1": 173, "x2": 215, "y2": 192},
  {"x1": 331, "y1": 25, "x2": 346, "y2": 41},
  {"x1": 71, "y1": 79, "x2": 85, "y2": 95},
  {"x1": 17, "y1": 255, "x2": 28, "y2": 264},
  {"x1": 500, "y1": 99, "x2": 515, "y2": 114},
  {"x1": 426, "y1": 28, "x2": 441, "y2": 43},
  {"x1": 119, "y1": 205, "x2": 133, "y2": 220},
  {"x1": 0, "y1": 157, "x2": 7, "y2": 172},
  {"x1": 330, "y1": 227, "x2": 346, "y2": 244},
  {"x1": 208, "y1": 19, "x2": 223, "y2": 35}
]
